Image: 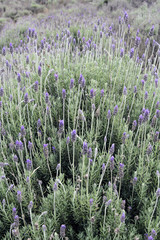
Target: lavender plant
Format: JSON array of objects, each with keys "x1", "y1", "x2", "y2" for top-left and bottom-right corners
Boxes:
[{"x1": 0, "y1": 5, "x2": 160, "y2": 240}]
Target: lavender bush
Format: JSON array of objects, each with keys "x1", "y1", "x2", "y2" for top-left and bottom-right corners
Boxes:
[{"x1": 0, "y1": 4, "x2": 160, "y2": 240}]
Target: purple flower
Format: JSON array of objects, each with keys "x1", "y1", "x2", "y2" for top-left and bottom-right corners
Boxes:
[
  {"x1": 28, "y1": 141, "x2": 33, "y2": 150},
  {"x1": 26, "y1": 159, "x2": 32, "y2": 171},
  {"x1": 144, "y1": 91, "x2": 148, "y2": 100},
  {"x1": 122, "y1": 132, "x2": 127, "y2": 144},
  {"x1": 60, "y1": 225, "x2": 66, "y2": 238},
  {"x1": 17, "y1": 191, "x2": 22, "y2": 203},
  {"x1": 156, "y1": 101, "x2": 159, "y2": 109},
  {"x1": 138, "y1": 114, "x2": 144, "y2": 125},
  {"x1": 34, "y1": 81, "x2": 39, "y2": 92},
  {"x1": 130, "y1": 48, "x2": 134, "y2": 59},
  {"x1": 38, "y1": 66, "x2": 41, "y2": 76},
  {"x1": 145, "y1": 38, "x2": 149, "y2": 47},
  {"x1": 55, "y1": 73, "x2": 58, "y2": 81},
  {"x1": 59, "y1": 120, "x2": 64, "y2": 134},
  {"x1": 107, "y1": 110, "x2": 111, "y2": 120},
  {"x1": 105, "y1": 199, "x2": 112, "y2": 207},
  {"x1": 156, "y1": 109, "x2": 160, "y2": 118},
  {"x1": 56, "y1": 163, "x2": 60, "y2": 171},
  {"x1": 2, "y1": 47, "x2": 6, "y2": 56},
  {"x1": 89, "y1": 198, "x2": 93, "y2": 206},
  {"x1": 146, "y1": 144, "x2": 153, "y2": 155},
  {"x1": 43, "y1": 144, "x2": 48, "y2": 158},
  {"x1": 151, "y1": 229, "x2": 157, "y2": 238},
  {"x1": 17, "y1": 73, "x2": 21, "y2": 83},
  {"x1": 120, "y1": 211, "x2": 125, "y2": 223},
  {"x1": 148, "y1": 236, "x2": 153, "y2": 240},
  {"x1": 78, "y1": 74, "x2": 83, "y2": 84},
  {"x1": 42, "y1": 225, "x2": 47, "y2": 232},
  {"x1": 113, "y1": 105, "x2": 118, "y2": 115},
  {"x1": 24, "y1": 93, "x2": 29, "y2": 104},
  {"x1": 135, "y1": 36, "x2": 141, "y2": 48},
  {"x1": 149, "y1": 25, "x2": 154, "y2": 37},
  {"x1": 20, "y1": 125, "x2": 26, "y2": 137},
  {"x1": 66, "y1": 136, "x2": 70, "y2": 144},
  {"x1": 133, "y1": 177, "x2": 137, "y2": 185},
  {"x1": 9, "y1": 43, "x2": 13, "y2": 54},
  {"x1": 81, "y1": 77, "x2": 85, "y2": 88},
  {"x1": 120, "y1": 48, "x2": 124, "y2": 58},
  {"x1": 101, "y1": 89, "x2": 104, "y2": 97},
  {"x1": 77, "y1": 30, "x2": 80, "y2": 38},
  {"x1": 83, "y1": 141, "x2": 88, "y2": 155},
  {"x1": 156, "y1": 188, "x2": 160, "y2": 198},
  {"x1": 90, "y1": 89, "x2": 96, "y2": 98},
  {"x1": 70, "y1": 79, "x2": 74, "y2": 89},
  {"x1": 14, "y1": 215, "x2": 19, "y2": 227},
  {"x1": 62, "y1": 89, "x2": 66, "y2": 99},
  {"x1": 119, "y1": 163, "x2": 124, "y2": 179},
  {"x1": 87, "y1": 147, "x2": 92, "y2": 159},
  {"x1": 0, "y1": 88, "x2": 4, "y2": 97},
  {"x1": 102, "y1": 163, "x2": 105, "y2": 172},
  {"x1": 155, "y1": 78, "x2": 158, "y2": 88},
  {"x1": 37, "y1": 119, "x2": 41, "y2": 129},
  {"x1": 110, "y1": 156, "x2": 115, "y2": 171},
  {"x1": 71, "y1": 130, "x2": 77, "y2": 142},
  {"x1": 132, "y1": 120, "x2": 137, "y2": 131},
  {"x1": 12, "y1": 207, "x2": 17, "y2": 218},
  {"x1": 109, "y1": 143, "x2": 115, "y2": 155},
  {"x1": 124, "y1": 11, "x2": 128, "y2": 24},
  {"x1": 144, "y1": 109, "x2": 150, "y2": 122},
  {"x1": 45, "y1": 92, "x2": 49, "y2": 104},
  {"x1": 123, "y1": 86, "x2": 127, "y2": 95},
  {"x1": 154, "y1": 131, "x2": 159, "y2": 142},
  {"x1": 28, "y1": 201, "x2": 33, "y2": 210}
]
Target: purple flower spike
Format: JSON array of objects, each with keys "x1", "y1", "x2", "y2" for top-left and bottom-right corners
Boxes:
[
  {"x1": 132, "y1": 120, "x2": 137, "y2": 131},
  {"x1": 24, "y1": 93, "x2": 29, "y2": 104},
  {"x1": 62, "y1": 89, "x2": 66, "y2": 99},
  {"x1": 26, "y1": 159, "x2": 32, "y2": 171},
  {"x1": 90, "y1": 89, "x2": 96, "y2": 98},
  {"x1": 123, "y1": 86, "x2": 127, "y2": 95},
  {"x1": 0, "y1": 88, "x2": 4, "y2": 97},
  {"x1": 119, "y1": 163, "x2": 124, "y2": 179},
  {"x1": 156, "y1": 188, "x2": 160, "y2": 198},
  {"x1": 55, "y1": 73, "x2": 58, "y2": 81},
  {"x1": 101, "y1": 89, "x2": 104, "y2": 97},
  {"x1": 20, "y1": 125, "x2": 26, "y2": 137},
  {"x1": 113, "y1": 105, "x2": 118, "y2": 115},
  {"x1": 34, "y1": 81, "x2": 39, "y2": 92},
  {"x1": 43, "y1": 144, "x2": 48, "y2": 158},
  {"x1": 38, "y1": 66, "x2": 41, "y2": 76},
  {"x1": 71, "y1": 130, "x2": 77, "y2": 142},
  {"x1": 89, "y1": 198, "x2": 93, "y2": 206},
  {"x1": 110, "y1": 156, "x2": 115, "y2": 171},
  {"x1": 17, "y1": 191, "x2": 22, "y2": 203},
  {"x1": 45, "y1": 92, "x2": 49, "y2": 104},
  {"x1": 107, "y1": 110, "x2": 111, "y2": 120},
  {"x1": 59, "y1": 120, "x2": 64, "y2": 134},
  {"x1": 60, "y1": 225, "x2": 66, "y2": 238},
  {"x1": 130, "y1": 48, "x2": 134, "y2": 58},
  {"x1": 151, "y1": 229, "x2": 157, "y2": 238},
  {"x1": 109, "y1": 143, "x2": 115, "y2": 155},
  {"x1": 149, "y1": 25, "x2": 154, "y2": 37},
  {"x1": 120, "y1": 48, "x2": 124, "y2": 58},
  {"x1": 70, "y1": 79, "x2": 74, "y2": 89},
  {"x1": 120, "y1": 211, "x2": 125, "y2": 223},
  {"x1": 83, "y1": 141, "x2": 88, "y2": 155},
  {"x1": 17, "y1": 73, "x2": 21, "y2": 83}
]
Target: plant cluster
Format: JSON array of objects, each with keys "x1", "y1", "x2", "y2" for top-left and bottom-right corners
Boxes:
[{"x1": 0, "y1": 6, "x2": 160, "y2": 240}]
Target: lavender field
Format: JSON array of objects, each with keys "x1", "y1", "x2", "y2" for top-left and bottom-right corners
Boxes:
[{"x1": 0, "y1": 1, "x2": 160, "y2": 239}]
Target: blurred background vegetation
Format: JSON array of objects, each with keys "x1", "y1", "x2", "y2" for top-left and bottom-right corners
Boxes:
[{"x1": 0, "y1": 0, "x2": 160, "y2": 51}]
